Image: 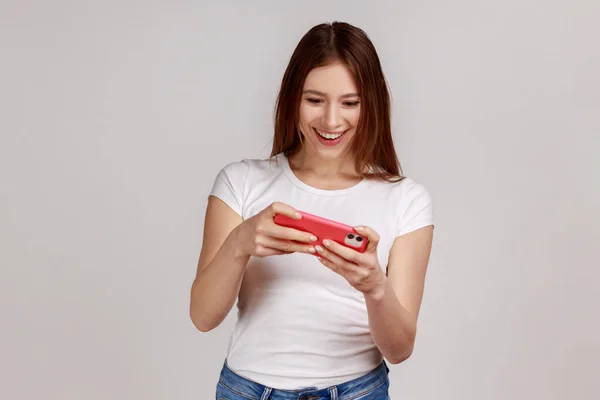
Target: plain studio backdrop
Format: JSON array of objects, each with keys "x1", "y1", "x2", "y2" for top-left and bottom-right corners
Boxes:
[{"x1": 1, "y1": 1, "x2": 599, "y2": 399}]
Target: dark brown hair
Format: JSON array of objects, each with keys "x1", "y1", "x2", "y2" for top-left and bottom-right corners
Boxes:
[{"x1": 271, "y1": 21, "x2": 403, "y2": 181}]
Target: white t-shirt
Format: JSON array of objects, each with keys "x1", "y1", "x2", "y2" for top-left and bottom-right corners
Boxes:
[{"x1": 209, "y1": 152, "x2": 434, "y2": 390}]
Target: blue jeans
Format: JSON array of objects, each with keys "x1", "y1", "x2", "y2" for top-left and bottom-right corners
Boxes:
[{"x1": 216, "y1": 360, "x2": 391, "y2": 399}]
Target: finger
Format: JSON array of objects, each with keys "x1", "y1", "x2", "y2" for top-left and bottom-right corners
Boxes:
[
  {"x1": 354, "y1": 226, "x2": 380, "y2": 252},
  {"x1": 269, "y1": 202, "x2": 301, "y2": 220},
  {"x1": 259, "y1": 236, "x2": 315, "y2": 255},
  {"x1": 315, "y1": 251, "x2": 362, "y2": 277},
  {"x1": 321, "y1": 239, "x2": 363, "y2": 265},
  {"x1": 316, "y1": 255, "x2": 338, "y2": 273},
  {"x1": 268, "y1": 224, "x2": 317, "y2": 244},
  {"x1": 257, "y1": 247, "x2": 294, "y2": 257},
  {"x1": 315, "y1": 244, "x2": 352, "y2": 269}
]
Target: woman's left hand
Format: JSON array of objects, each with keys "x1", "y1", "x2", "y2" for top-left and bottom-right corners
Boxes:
[{"x1": 315, "y1": 225, "x2": 387, "y2": 296}]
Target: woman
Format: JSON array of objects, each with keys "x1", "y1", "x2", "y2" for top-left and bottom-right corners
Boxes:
[{"x1": 190, "y1": 21, "x2": 434, "y2": 399}]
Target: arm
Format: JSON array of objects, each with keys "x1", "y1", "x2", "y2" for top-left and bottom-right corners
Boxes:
[
  {"x1": 364, "y1": 225, "x2": 434, "y2": 363},
  {"x1": 189, "y1": 196, "x2": 248, "y2": 332},
  {"x1": 189, "y1": 198, "x2": 317, "y2": 332},
  {"x1": 316, "y1": 224, "x2": 434, "y2": 364}
]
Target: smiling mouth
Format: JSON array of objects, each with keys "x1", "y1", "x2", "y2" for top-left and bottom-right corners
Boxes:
[{"x1": 314, "y1": 128, "x2": 347, "y2": 140}]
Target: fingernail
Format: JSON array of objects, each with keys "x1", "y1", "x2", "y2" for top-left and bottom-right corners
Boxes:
[
  {"x1": 315, "y1": 245, "x2": 324, "y2": 253},
  {"x1": 323, "y1": 239, "x2": 331, "y2": 246},
  {"x1": 310, "y1": 235, "x2": 318, "y2": 242},
  {"x1": 308, "y1": 246, "x2": 315, "y2": 253},
  {"x1": 295, "y1": 212, "x2": 302, "y2": 219},
  {"x1": 355, "y1": 226, "x2": 364, "y2": 231}
]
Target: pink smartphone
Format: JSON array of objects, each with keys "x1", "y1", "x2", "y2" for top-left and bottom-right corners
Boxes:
[{"x1": 273, "y1": 210, "x2": 368, "y2": 253}]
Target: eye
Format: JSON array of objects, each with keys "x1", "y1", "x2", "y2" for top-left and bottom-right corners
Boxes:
[
  {"x1": 343, "y1": 101, "x2": 360, "y2": 107},
  {"x1": 306, "y1": 98, "x2": 323, "y2": 104}
]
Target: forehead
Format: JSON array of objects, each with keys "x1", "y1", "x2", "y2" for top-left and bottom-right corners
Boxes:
[{"x1": 303, "y1": 62, "x2": 358, "y2": 94}]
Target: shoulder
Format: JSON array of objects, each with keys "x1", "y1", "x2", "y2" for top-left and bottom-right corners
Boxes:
[
  {"x1": 210, "y1": 157, "x2": 279, "y2": 217},
  {"x1": 366, "y1": 176, "x2": 434, "y2": 235},
  {"x1": 397, "y1": 177, "x2": 431, "y2": 201},
  {"x1": 216, "y1": 155, "x2": 283, "y2": 180},
  {"x1": 212, "y1": 155, "x2": 287, "y2": 195},
  {"x1": 391, "y1": 177, "x2": 433, "y2": 214},
  {"x1": 371, "y1": 176, "x2": 432, "y2": 203},
  {"x1": 389, "y1": 177, "x2": 434, "y2": 235}
]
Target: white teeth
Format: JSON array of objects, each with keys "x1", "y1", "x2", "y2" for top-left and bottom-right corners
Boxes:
[{"x1": 316, "y1": 129, "x2": 343, "y2": 139}]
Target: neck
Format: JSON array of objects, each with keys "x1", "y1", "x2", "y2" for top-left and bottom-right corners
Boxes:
[{"x1": 289, "y1": 147, "x2": 358, "y2": 178}]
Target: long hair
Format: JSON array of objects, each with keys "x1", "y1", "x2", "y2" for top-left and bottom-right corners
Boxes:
[{"x1": 271, "y1": 21, "x2": 403, "y2": 181}]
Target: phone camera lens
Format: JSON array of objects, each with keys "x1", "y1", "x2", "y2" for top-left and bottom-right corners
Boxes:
[
  {"x1": 356, "y1": 236, "x2": 363, "y2": 242},
  {"x1": 347, "y1": 233, "x2": 355, "y2": 239}
]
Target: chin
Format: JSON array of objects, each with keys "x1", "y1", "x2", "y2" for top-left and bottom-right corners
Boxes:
[{"x1": 314, "y1": 146, "x2": 349, "y2": 160}]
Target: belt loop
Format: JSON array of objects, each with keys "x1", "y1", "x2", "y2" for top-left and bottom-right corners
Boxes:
[
  {"x1": 328, "y1": 386, "x2": 338, "y2": 400},
  {"x1": 261, "y1": 387, "x2": 272, "y2": 400}
]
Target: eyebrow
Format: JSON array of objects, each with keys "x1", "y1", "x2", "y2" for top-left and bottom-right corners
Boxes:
[{"x1": 302, "y1": 90, "x2": 359, "y2": 99}]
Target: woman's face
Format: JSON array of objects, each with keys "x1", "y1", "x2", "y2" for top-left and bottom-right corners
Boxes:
[{"x1": 298, "y1": 62, "x2": 361, "y2": 161}]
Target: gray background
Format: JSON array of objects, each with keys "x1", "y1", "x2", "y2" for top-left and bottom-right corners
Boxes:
[{"x1": 1, "y1": 1, "x2": 599, "y2": 399}]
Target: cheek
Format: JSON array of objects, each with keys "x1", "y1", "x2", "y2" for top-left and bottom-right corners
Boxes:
[
  {"x1": 298, "y1": 105, "x2": 318, "y2": 129},
  {"x1": 298, "y1": 108, "x2": 309, "y2": 126},
  {"x1": 345, "y1": 108, "x2": 360, "y2": 128}
]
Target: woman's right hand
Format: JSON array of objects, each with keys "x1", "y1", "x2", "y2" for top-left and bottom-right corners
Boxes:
[{"x1": 234, "y1": 202, "x2": 317, "y2": 258}]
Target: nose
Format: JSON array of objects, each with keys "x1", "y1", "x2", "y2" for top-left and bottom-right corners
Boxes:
[{"x1": 323, "y1": 103, "x2": 341, "y2": 129}]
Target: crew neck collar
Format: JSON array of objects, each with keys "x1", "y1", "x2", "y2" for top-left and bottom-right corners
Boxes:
[{"x1": 277, "y1": 153, "x2": 367, "y2": 197}]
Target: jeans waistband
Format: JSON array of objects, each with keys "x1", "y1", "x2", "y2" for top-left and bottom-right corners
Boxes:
[{"x1": 217, "y1": 360, "x2": 389, "y2": 400}]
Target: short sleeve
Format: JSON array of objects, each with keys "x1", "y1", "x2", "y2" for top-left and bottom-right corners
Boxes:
[
  {"x1": 396, "y1": 182, "x2": 434, "y2": 237},
  {"x1": 209, "y1": 160, "x2": 250, "y2": 217}
]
